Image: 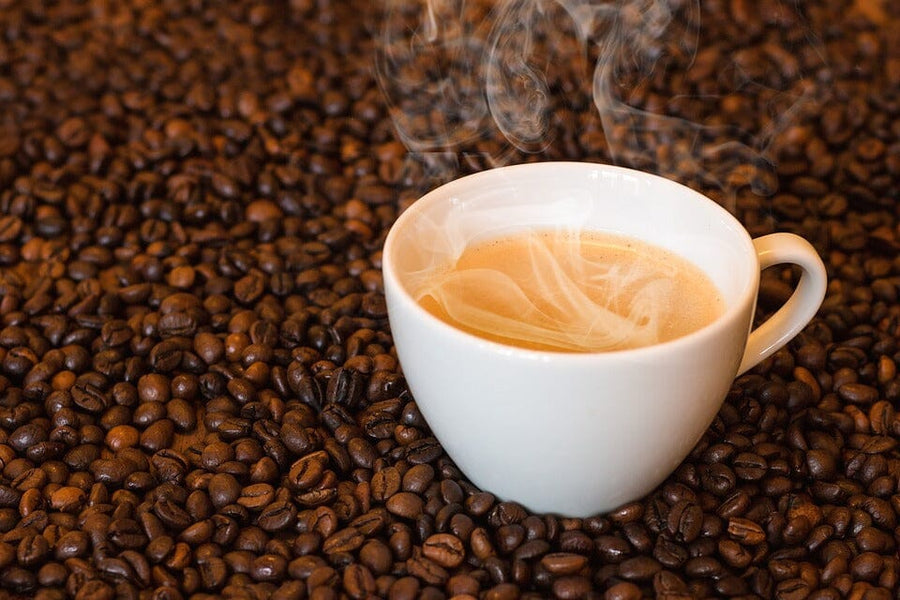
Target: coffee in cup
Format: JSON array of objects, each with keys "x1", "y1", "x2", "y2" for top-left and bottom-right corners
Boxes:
[{"x1": 414, "y1": 229, "x2": 725, "y2": 353}]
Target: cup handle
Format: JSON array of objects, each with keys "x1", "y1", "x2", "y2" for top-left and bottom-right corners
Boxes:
[{"x1": 737, "y1": 233, "x2": 827, "y2": 376}]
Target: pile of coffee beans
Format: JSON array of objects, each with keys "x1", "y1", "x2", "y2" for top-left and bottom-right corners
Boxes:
[{"x1": 0, "y1": 0, "x2": 897, "y2": 598}]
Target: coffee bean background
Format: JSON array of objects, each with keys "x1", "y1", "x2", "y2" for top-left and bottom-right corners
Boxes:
[{"x1": 0, "y1": 1, "x2": 897, "y2": 599}]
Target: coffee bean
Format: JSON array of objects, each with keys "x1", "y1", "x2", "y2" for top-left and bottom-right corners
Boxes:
[
  {"x1": 405, "y1": 553, "x2": 448, "y2": 586},
  {"x1": 559, "y1": 530, "x2": 594, "y2": 555},
  {"x1": 838, "y1": 383, "x2": 879, "y2": 405},
  {"x1": 732, "y1": 452, "x2": 767, "y2": 480},
  {"x1": 54, "y1": 531, "x2": 90, "y2": 560},
  {"x1": 605, "y1": 581, "x2": 643, "y2": 600},
  {"x1": 539, "y1": 552, "x2": 587, "y2": 576},
  {"x1": 345, "y1": 508, "x2": 385, "y2": 537},
  {"x1": 465, "y1": 492, "x2": 496, "y2": 517},
  {"x1": 322, "y1": 526, "x2": 364, "y2": 555},
  {"x1": 288, "y1": 450, "x2": 330, "y2": 491},
  {"x1": 342, "y1": 563, "x2": 376, "y2": 599},
  {"x1": 386, "y1": 492, "x2": 425, "y2": 520},
  {"x1": 0, "y1": 2, "x2": 892, "y2": 598},
  {"x1": 401, "y1": 464, "x2": 435, "y2": 494},
  {"x1": 17, "y1": 534, "x2": 50, "y2": 567},
  {"x1": 552, "y1": 575, "x2": 591, "y2": 599},
  {"x1": 617, "y1": 556, "x2": 662, "y2": 581},
  {"x1": 326, "y1": 367, "x2": 365, "y2": 408},
  {"x1": 8, "y1": 423, "x2": 47, "y2": 452},
  {"x1": 653, "y1": 537, "x2": 689, "y2": 569},
  {"x1": 718, "y1": 539, "x2": 752, "y2": 568},
  {"x1": 726, "y1": 518, "x2": 767, "y2": 545},
  {"x1": 666, "y1": 500, "x2": 703, "y2": 542},
  {"x1": 422, "y1": 533, "x2": 465, "y2": 568},
  {"x1": 387, "y1": 575, "x2": 421, "y2": 600},
  {"x1": 596, "y1": 535, "x2": 632, "y2": 563},
  {"x1": 149, "y1": 341, "x2": 183, "y2": 372},
  {"x1": 235, "y1": 483, "x2": 274, "y2": 511},
  {"x1": 405, "y1": 437, "x2": 443, "y2": 464}
]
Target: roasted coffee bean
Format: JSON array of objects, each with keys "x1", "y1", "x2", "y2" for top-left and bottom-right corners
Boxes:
[
  {"x1": 552, "y1": 575, "x2": 592, "y2": 599},
  {"x1": 350, "y1": 508, "x2": 389, "y2": 536},
  {"x1": 406, "y1": 552, "x2": 449, "y2": 586},
  {"x1": 55, "y1": 531, "x2": 90, "y2": 560},
  {"x1": 727, "y1": 518, "x2": 767, "y2": 545},
  {"x1": 371, "y1": 467, "x2": 401, "y2": 502},
  {"x1": 596, "y1": 534, "x2": 632, "y2": 563},
  {"x1": 287, "y1": 450, "x2": 330, "y2": 491},
  {"x1": 387, "y1": 492, "x2": 425, "y2": 520},
  {"x1": 405, "y1": 438, "x2": 443, "y2": 465},
  {"x1": 401, "y1": 464, "x2": 434, "y2": 494},
  {"x1": 258, "y1": 500, "x2": 296, "y2": 532},
  {"x1": 342, "y1": 563, "x2": 376, "y2": 598},
  {"x1": 540, "y1": 552, "x2": 588, "y2": 575},
  {"x1": 323, "y1": 527, "x2": 365, "y2": 555},
  {"x1": 733, "y1": 452, "x2": 767, "y2": 480},
  {"x1": 236, "y1": 483, "x2": 275, "y2": 511},
  {"x1": 326, "y1": 367, "x2": 365, "y2": 408},
  {"x1": 422, "y1": 533, "x2": 465, "y2": 568},
  {"x1": 653, "y1": 537, "x2": 689, "y2": 569},
  {"x1": 605, "y1": 581, "x2": 643, "y2": 600},
  {"x1": 207, "y1": 473, "x2": 241, "y2": 508},
  {"x1": 667, "y1": 500, "x2": 703, "y2": 542},
  {"x1": 17, "y1": 533, "x2": 51, "y2": 567},
  {"x1": 0, "y1": 2, "x2": 894, "y2": 598}
]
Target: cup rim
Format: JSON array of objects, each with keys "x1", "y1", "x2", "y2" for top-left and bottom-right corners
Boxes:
[{"x1": 383, "y1": 161, "x2": 759, "y2": 362}]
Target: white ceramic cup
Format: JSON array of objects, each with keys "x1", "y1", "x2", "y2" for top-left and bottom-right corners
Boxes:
[{"x1": 382, "y1": 162, "x2": 826, "y2": 517}]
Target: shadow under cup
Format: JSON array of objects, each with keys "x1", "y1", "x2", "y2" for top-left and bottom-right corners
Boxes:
[{"x1": 383, "y1": 162, "x2": 763, "y2": 517}]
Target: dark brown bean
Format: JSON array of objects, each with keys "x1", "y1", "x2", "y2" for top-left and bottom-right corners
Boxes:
[
  {"x1": 288, "y1": 450, "x2": 330, "y2": 491},
  {"x1": 386, "y1": 492, "x2": 425, "y2": 520},
  {"x1": 405, "y1": 552, "x2": 448, "y2": 585},
  {"x1": 422, "y1": 533, "x2": 465, "y2": 568}
]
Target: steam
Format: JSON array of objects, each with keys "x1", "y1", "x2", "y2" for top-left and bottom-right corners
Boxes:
[
  {"x1": 375, "y1": 0, "x2": 489, "y2": 152},
  {"x1": 484, "y1": 0, "x2": 553, "y2": 153},
  {"x1": 400, "y1": 217, "x2": 723, "y2": 353},
  {"x1": 419, "y1": 233, "x2": 668, "y2": 352},
  {"x1": 374, "y1": 0, "x2": 825, "y2": 201}
]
